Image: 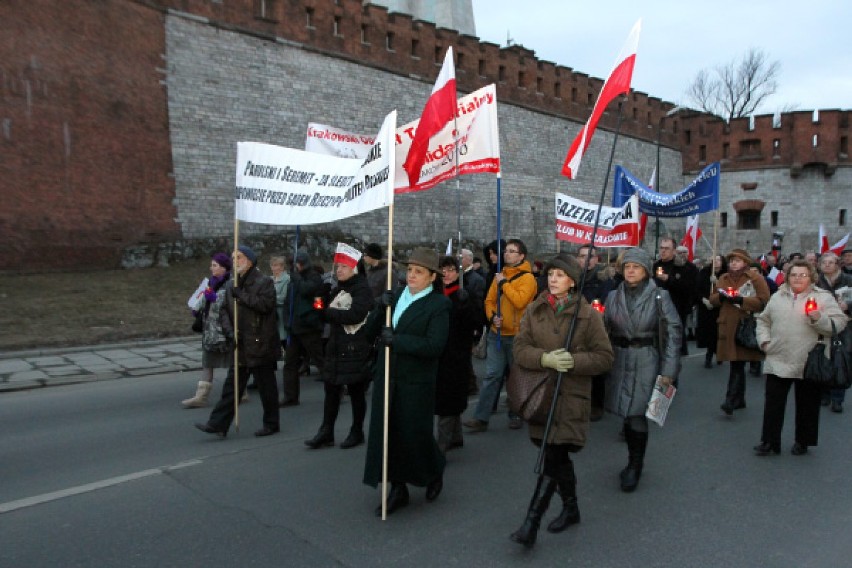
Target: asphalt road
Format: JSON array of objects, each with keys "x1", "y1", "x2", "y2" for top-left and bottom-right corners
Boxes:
[{"x1": 1, "y1": 351, "x2": 850, "y2": 567}]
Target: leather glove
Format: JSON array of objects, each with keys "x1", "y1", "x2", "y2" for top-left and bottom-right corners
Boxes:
[
  {"x1": 231, "y1": 286, "x2": 243, "y2": 300},
  {"x1": 203, "y1": 288, "x2": 218, "y2": 303},
  {"x1": 701, "y1": 297, "x2": 713, "y2": 310},
  {"x1": 456, "y1": 288, "x2": 469, "y2": 302},
  {"x1": 718, "y1": 293, "x2": 729, "y2": 304},
  {"x1": 379, "y1": 290, "x2": 395, "y2": 308},
  {"x1": 731, "y1": 296, "x2": 744, "y2": 306},
  {"x1": 540, "y1": 348, "x2": 575, "y2": 372},
  {"x1": 379, "y1": 326, "x2": 394, "y2": 347}
]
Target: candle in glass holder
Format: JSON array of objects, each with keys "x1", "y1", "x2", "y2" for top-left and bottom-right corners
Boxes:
[
  {"x1": 313, "y1": 297, "x2": 325, "y2": 310},
  {"x1": 591, "y1": 299, "x2": 605, "y2": 313},
  {"x1": 805, "y1": 296, "x2": 818, "y2": 315},
  {"x1": 656, "y1": 267, "x2": 664, "y2": 276},
  {"x1": 725, "y1": 287, "x2": 738, "y2": 297}
]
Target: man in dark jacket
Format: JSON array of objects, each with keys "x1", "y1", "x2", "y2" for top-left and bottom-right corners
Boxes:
[
  {"x1": 196, "y1": 245, "x2": 281, "y2": 438},
  {"x1": 653, "y1": 239, "x2": 697, "y2": 355},
  {"x1": 363, "y1": 243, "x2": 403, "y2": 304},
  {"x1": 577, "y1": 245, "x2": 615, "y2": 421},
  {"x1": 281, "y1": 250, "x2": 326, "y2": 406}
]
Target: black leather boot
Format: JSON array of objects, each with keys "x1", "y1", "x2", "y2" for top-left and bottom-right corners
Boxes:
[
  {"x1": 304, "y1": 425, "x2": 334, "y2": 449},
  {"x1": 547, "y1": 462, "x2": 580, "y2": 533},
  {"x1": 374, "y1": 483, "x2": 409, "y2": 516},
  {"x1": 620, "y1": 427, "x2": 648, "y2": 492},
  {"x1": 510, "y1": 477, "x2": 557, "y2": 548},
  {"x1": 340, "y1": 428, "x2": 364, "y2": 449},
  {"x1": 704, "y1": 350, "x2": 714, "y2": 369}
]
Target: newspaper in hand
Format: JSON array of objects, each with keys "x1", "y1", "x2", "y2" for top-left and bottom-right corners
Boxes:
[
  {"x1": 188, "y1": 277, "x2": 209, "y2": 311},
  {"x1": 646, "y1": 375, "x2": 676, "y2": 427}
]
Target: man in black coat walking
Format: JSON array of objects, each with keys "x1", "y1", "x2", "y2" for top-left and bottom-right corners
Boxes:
[
  {"x1": 653, "y1": 239, "x2": 697, "y2": 356},
  {"x1": 196, "y1": 245, "x2": 281, "y2": 438}
]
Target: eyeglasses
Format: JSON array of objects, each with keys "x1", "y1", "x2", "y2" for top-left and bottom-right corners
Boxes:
[
  {"x1": 504, "y1": 249, "x2": 520, "y2": 254},
  {"x1": 788, "y1": 273, "x2": 810, "y2": 279}
]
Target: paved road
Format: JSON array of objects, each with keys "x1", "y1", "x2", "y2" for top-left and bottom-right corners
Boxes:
[{"x1": 1, "y1": 344, "x2": 851, "y2": 567}]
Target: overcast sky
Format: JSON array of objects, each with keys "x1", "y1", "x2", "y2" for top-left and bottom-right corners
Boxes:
[{"x1": 471, "y1": 0, "x2": 852, "y2": 114}]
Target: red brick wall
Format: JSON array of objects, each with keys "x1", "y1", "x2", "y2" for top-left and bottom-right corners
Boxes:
[{"x1": 0, "y1": 0, "x2": 178, "y2": 271}]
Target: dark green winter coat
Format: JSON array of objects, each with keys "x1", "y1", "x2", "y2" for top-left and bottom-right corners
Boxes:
[{"x1": 363, "y1": 288, "x2": 450, "y2": 488}]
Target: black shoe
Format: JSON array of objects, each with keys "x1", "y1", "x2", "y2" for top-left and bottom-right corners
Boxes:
[
  {"x1": 195, "y1": 422, "x2": 227, "y2": 438},
  {"x1": 720, "y1": 402, "x2": 734, "y2": 416},
  {"x1": 733, "y1": 401, "x2": 746, "y2": 410},
  {"x1": 546, "y1": 501, "x2": 580, "y2": 533},
  {"x1": 254, "y1": 426, "x2": 279, "y2": 437},
  {"x1": 753, "y1": 442, "x2": 780, "y2": 456},
  {"x1": 425, "y1": 476, "x2": 443, "y2": 502},
  {"x1": 340, "y1": 430, "x2": 365, "y2": 449},
  {"x1": 831, "y1": 400, "x2": 843, "y2": 413},
  {"x1": 791, "y1": 442, "x2": 808, "y2": 455},
  {"x1": 279, "y1": 398, "x2": 300, "y2": 408},
  {"x1": 305, "y1": 429, "x2": 335, "y2": 449},
  {"x1": 375, "y1": 484, "x2": 409, "y2": 516}
]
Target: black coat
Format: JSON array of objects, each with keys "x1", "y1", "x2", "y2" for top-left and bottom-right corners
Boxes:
[
  {"x1": 289, "y1": 266, "x2": 324, "y2": 335},
  {"x1": 653, "y1": 258, "x2": 698, "y2": 318},
  {"x1": 321, "y1": 273, "x2": 375, "y2": 385},
  {"x1": 219, "y1": 266, "x2": 280, "y2": 367},
  {"x1": 435, "y1": 285, "x2": 479, "y2": 416},
  {"x1": 695, "y1": 266, "x2": 722, "y2": 349}
]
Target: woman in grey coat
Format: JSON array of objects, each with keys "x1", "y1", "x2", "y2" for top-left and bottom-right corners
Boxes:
[{"x1": 604, "y1": 248, "x2": 682, "y2": 492}]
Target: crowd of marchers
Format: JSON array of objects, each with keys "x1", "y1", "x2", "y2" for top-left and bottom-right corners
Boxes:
[{"x1": 182, "y1": 239, "x2": 850, "y2": 549}]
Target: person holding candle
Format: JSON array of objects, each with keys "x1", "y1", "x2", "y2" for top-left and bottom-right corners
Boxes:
[
  {"x1": 709, "y1": 249, "x2": 770, "y2": 416},
  {"x1": 815, "y1": 252, "x2": 852, "y2": 412},
  {"x1": 753, "y1": 260, "x2": 847, "y2": 455}
]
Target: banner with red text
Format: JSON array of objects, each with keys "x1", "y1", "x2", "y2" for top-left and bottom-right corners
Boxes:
[
  {"x1": 305, "y1": 84, "x2": 500, "y2": 193},
  {"x1": 235, "y1": 111, "x2": 396, "y2": 226},
  {"x1": 555, "y1": 193, "x2": 640, "y2": 248}
]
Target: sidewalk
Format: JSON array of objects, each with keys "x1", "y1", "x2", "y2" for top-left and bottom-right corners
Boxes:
[{"x1": 0, "y1": 336, "x2": 202, "y2": 393}]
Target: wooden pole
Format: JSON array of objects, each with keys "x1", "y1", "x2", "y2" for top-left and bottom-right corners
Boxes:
[
  {"x1": 381, "y1": 202, "x2": 395, "y2": 521},
  {"x1": 232, "y1": 218, "x2": 240, "y2": 431},
  {"x1": 711, "y1": 210, "x2": 719, "y2": 295}
]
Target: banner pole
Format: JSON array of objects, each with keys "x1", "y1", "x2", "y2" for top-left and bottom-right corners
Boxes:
[
  {"x1": 535, "y1": 100, "x2": 626, "y2": 474},
  {"x1": 454, "y1": 110, "x2": 464, "y2": 284},
  {"x1": 233, "y1": 218, "x2": 240, "y2": 432},
  {"x1": 495, "y1": 172, "x2": 503, "y2": 351},
  {"x1": 381, "y1": 203, "x2": 395, "y2": 521},
  {"x1": 287, "y1": 226, "x2": 301, "y2": 348},
  {"x1": 711, "y1": 210, "x2": 719, "y2": 295}
]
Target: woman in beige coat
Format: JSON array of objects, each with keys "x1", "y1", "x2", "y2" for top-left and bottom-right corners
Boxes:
[
  {"x1": 709, "y1": 249, "x2": 770, "y2": 415},
  {"x1": 509, "y1": 254, "x2": 614, "y2": 548},
  {"x1": 754, "y1": 260, "x2": 847, "y2": 455}
]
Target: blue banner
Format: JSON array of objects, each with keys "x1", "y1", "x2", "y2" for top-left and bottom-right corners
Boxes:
[{"x1": 612, "y1": 162, "x2": 720, "y2": 217}]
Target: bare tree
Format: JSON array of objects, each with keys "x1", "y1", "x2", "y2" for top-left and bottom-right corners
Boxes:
[{"x1": 686, "y1": 48, "x2": 781, "y2": 122}]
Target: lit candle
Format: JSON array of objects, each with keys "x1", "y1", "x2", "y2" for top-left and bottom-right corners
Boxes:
[
  {"x1": 313, "y1": 297, "x2": 325, "y2": 310},
  {"x1": 805, "y1": 296, "x2": 818, "y2": 315},
  {"x1": 656, "y1": 267, "x2": 664, "y2": 276},
  {"x1": 591, "y1": 299, "x2": 605, "y2": 313},
  {"x1": 725, "y1": 287, "x2": 737, "y2": 297}
]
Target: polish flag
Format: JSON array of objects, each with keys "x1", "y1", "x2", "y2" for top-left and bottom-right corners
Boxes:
[
  {"x1": 562, "y1": 20, "x2": 641, "y2": 179},
  {"x1": 819, "y1": 224, "x2": 831, "y2": 254},
  {"x1": 768, "y1": 267, "x2": 784, "y2": 286},
  {"x1": 679, "y1": 214, "x2": 702, "y2": 261},
  {"x1": 830, "y1": 233, "x2": 850, "y2": 256},
  {"x1": 402, "y1": 47, "x2": 457, "y2": 188}
]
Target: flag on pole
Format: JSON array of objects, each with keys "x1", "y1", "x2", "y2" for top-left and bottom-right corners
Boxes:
[
  {"x1": 830, "y1": 233, "x2": 850, "y2": 256},
  {"x1": 768, "y1": 267, "x2": 784, "y2": 286},
  {"x1": 402, "y1": 47, "x2": 457, "y2": 188},
  {"x1": 561, "y1": 20, "x2": 641, "y2": 179},
  {"x1": 680, "y1": 214, "x2": 702, "y2": 261},
  {"x1": 819, "y1": 224, "x2": 831, "y2": 254}
]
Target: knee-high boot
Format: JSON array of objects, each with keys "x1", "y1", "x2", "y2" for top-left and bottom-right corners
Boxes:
[
  {"x1": 546, "y1": 459, "x2": 580, "y2": 533},
  {"x1": 510, "y1": 476, "x2": 557, "y2": 548},
  {"x1": 620, "y1": 426, "x2": 648, "y2": 492}
]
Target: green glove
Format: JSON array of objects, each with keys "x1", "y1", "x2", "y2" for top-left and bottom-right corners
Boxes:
[{"x1": 540, "y1": 348, "x2": 575, "y2": 372}]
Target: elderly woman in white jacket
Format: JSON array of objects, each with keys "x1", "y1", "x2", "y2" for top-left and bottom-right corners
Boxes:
[{"x1": 754, "y1": 260, "x2": 847, "y2": 456}]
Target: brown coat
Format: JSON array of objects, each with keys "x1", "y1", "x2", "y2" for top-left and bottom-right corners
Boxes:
[
  {"x1": 709, "y1": 270, "x2": 770, "y2": 362},
  {"x1": 513, "y1": 295, "x2": 614, "y2": 446}
]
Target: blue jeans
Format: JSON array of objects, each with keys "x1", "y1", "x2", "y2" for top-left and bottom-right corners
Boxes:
[{"x1": 473, "y1": 332, "x2": 515, "y2": 423}]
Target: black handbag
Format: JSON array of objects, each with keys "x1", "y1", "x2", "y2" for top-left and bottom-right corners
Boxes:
[
  {"x1": 506, "y1": 363, "x2": 555, "y2": 426},
  {"x1": 734, "y1": 315, "x2": 759, "y2": 351},
  {"x1": 804, "y1": 321, "x2": 851, "y2": 390},
  {"x1": 191, "y1": 311, "x2": 203, "y2": 333}
]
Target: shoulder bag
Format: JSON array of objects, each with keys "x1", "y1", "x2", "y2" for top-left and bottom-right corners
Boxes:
[
  {"x1": 506, "y1": 363, "x2": 554, "y2": 426},
  {"x1": 804, "y1": 320, "x2": 851, "y2": 390},
  {"x1": 734, "y1": 314, "x2": 760, "y2": 351}
]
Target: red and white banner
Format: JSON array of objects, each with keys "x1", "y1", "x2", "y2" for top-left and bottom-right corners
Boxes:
[
  {"x1": 305, "y1": 84, "x2": 500, "y2": 193},
  {"x1": 561, "y1": 19, "x2": 641, "y2": 179},
  {"x1": 818, "y1": 224, "x2": 850, "y2": 255},
  {"x1": 819, "y1": 224, "x2": 831, "y2": 254},
  {"x1": 680, "y1": 214, "x2": 702, "y2": 261},
  {"x1": 555, "y1": 193, "x2": 640, "y2": 248},
  {"x1": 235, "y1": 111, "x2": 396, "y2": 226}
]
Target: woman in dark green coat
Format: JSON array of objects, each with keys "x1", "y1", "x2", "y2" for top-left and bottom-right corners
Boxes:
[{"x1": 363, "y1": 248, "x2": 451, "y2": 516}]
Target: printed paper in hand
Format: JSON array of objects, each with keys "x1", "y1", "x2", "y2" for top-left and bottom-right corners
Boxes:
[
  {"x1": 188, "y1": 278, "x2": 209, "y2": 311},
  {"x1": 646, "y1": 375, "x2": 676, "y2": 427}
]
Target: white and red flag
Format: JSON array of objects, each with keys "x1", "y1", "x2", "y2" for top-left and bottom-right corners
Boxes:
[
  {"x1": 403, "y1": 47, "x2": 457, "y2": 188},
  {"x1": 561, "y1": 20, "x2": 641, "y2": 179},
  {"x1": 830, "y1": 233, "x2": 850, "y2": 256},
  {"x1": 819, "y1": 224, "x2": 831, "y2": 254},
  {"x1": 768, "y1": 267, "x2": 784, "y2": 286},
  {"x1": 680, "y1": 214, "x2": 702, "y2": 261}
]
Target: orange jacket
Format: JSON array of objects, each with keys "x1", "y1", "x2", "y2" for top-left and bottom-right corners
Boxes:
[{"x1": 484, "y1": 260, "x2": 538, "y2": 337}]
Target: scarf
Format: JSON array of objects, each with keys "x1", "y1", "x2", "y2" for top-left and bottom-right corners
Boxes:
[
  {"x1": 546, "y1": 292, "x2": 577, "y2": 314},
  {"x1": 393, "y1": 284, "x2": 433, "y2": 328}
]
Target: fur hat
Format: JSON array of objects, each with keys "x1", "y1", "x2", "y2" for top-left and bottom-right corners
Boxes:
[
  {"x1": 211, "y1": 252, "x2": 232, "y2": 272},
  {"x1": 621, "y1": 247, "x2": 653, "y2": 275},
  {"x1": 402, "y1": 247, "x2": 439, "y2": 273},
  {"x1": 544, "y1": 253, "x2": 582, "y2": 283},
  {"x1": 726, "y1": 248, "x2": 753, "y2": 265},
  {"x1": 237, "y1": 245, "x2": 257, "y2": 265},
  {"x1": 364, "y1": 243, "x2": 383, "y2": 260}
]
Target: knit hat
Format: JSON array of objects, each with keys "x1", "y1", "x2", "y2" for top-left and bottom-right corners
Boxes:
[
  {"x1": 211, "y1": 252, "x2": 232, "y2": 272},
  {"x1": 364, "y1": 243, "x2": 383, "y2": 260},
  {"x1": 726, "y1": 248, "x2": 753, "y2": 265},
  {"x1": 544, "y1": 253, "x2": 581, "y2": 282},
  {"x1": 621, "y1": 247, "x2": 653, "y2": 275},
  {"x1": 402, "y1": 247, "x2": 440, "y2": 273},
  {"x1": 237, "y1": 245, "x2": 257, "y2": 265}
]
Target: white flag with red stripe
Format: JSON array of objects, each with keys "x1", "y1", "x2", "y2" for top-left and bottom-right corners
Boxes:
[
  {"x1": 561, "y1": 20, "x2": 641, "y2": 179},
  {"x1": 403, "y1": 47, "x2": 457, "y2": 188},
  {"x1": 830, "y1": 233, "x2": 850, "y2": 256},
  {"x1": 819, "y1": 224, "x2": 831, "y2": 254},
  {"x1": 680, "y1": 214, "x2": 702, "y2": 261}
]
